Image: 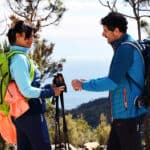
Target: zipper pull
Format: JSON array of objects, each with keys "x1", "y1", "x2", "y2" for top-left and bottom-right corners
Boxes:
[{"x1": 123, "y1": 88, "x2": 128, "y2": 109}]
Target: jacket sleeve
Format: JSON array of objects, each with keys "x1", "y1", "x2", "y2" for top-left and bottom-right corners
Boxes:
[
  {"x1": 82, "y1": 77, "x2": 117, "y2": 91},
  {"x1": 10, "y1": 54, "x2": 54, "y2": 99},
  {"x1": 82, "y1": 44, "x2": 134, "y2": 92}
]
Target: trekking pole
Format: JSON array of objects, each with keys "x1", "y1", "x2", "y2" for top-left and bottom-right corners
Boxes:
[
  {"x1": 54, "y1": 96, "x2": 61, "y2": 149},
  {"x1": 59, "y1": 92, "x2": 70, "y2": 150},
  {"x1": 53, "y1": 73, "x2": 70, "y2": 150}
]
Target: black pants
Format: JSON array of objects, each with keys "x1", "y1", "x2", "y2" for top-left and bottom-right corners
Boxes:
[
  {"x1": 107, "y1": 118, "x2": 143, "y2": 150},
  {"x1": 13, "y1": 114, "x2": 51, "y2": 150}
]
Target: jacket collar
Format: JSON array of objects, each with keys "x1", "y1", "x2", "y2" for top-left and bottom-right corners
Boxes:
[
  {"x1": 10, "y1": 45, "x2": 30, "y2": 54},
  {"x1": 111, "y1": 34, "x2": 133, "y2": 51}
]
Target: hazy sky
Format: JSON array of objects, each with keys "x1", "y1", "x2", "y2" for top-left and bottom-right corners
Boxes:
[
  {"x1": 0, "y1": 0, "x2": 145, "y2": 109},
  {"x1": 41, "y1": 0, "x2": 112, "y2": 61}
]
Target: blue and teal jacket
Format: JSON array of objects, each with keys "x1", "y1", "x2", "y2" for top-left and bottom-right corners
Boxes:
[
  {"x1": 9, "y1": 45, "x2": 54, "y2": 116},
  {"x1": 82, "y1": 34, "x2": 147, "y2": 119}
]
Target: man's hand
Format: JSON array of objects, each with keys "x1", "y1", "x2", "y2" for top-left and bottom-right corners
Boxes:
[{"x1": 71, "y1": 79, "x2": 83, "y2": 91}]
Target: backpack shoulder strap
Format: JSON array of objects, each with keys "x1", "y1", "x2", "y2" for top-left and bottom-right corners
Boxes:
[
  {"x1": 122, "y1": 41, "x2": 145, "y2": 65},
  {"x1": 7, "y1": 50, "x2": 25, "y2": 58}
]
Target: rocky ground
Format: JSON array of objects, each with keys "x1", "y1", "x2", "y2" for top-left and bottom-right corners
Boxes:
[{"x1": 4, "y1": 142, "x2": 107, "y2": 150}]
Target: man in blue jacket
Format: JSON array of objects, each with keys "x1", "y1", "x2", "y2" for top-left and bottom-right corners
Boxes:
[{"x1": 72, "y1": 12, "x2": 147, "y2": 150}]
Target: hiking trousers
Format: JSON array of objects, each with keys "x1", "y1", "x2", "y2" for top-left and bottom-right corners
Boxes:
[
  {"x1": 13, "y1": 113, "x2": 51, "y2": 150},
  {"x1": 107, "y1": 118, "x2": 143, "y2": 150}
]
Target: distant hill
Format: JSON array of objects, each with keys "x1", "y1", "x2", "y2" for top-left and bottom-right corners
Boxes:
[{"x1": 66, "y1": 97, "x2": 111, "y2": 128}]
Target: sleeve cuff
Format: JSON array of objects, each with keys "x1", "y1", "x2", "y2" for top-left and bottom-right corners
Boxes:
[{"x1": 40, "y1": 88, "x2": 54, "y2": 99}]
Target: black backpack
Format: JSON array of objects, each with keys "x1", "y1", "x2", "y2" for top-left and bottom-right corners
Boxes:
[{"x1": 123, "y1": 39, "x2": 150, "y2": 108}]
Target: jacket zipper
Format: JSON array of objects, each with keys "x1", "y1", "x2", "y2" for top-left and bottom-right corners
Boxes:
[{"x1": 123, "y1": 88, "x2": 128, "y2": 110}]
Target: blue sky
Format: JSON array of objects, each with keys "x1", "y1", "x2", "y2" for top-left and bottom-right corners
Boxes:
[{"x1": 0, "y1": 0, "x2": 145, "y2": 109}]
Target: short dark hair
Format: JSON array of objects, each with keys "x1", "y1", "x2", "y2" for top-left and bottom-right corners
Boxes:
[
  {"x1": 7, "y1": 20, "x2": 35, "y2": 45},
  {"x1": 101, "y1": 12, "x2": 128, "y2": 33}
]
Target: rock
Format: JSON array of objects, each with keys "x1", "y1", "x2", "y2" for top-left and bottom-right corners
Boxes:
[
  {"x1": 83, "y1": 142, "x2": 100, "y2": 150},
  {"x1": 51, "y1": 143, "x2": 77, "y2": 150},
  {"x1": 4, "y1": 143, "x2": 17, "y2": 150}
]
